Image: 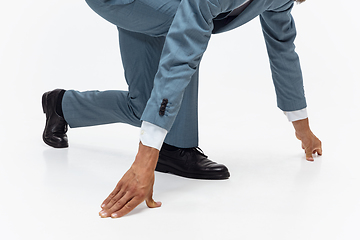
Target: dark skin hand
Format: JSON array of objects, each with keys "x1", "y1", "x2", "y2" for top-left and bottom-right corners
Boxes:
[
  {"x1": 99, "y1": 142, "x2": 161, "y2": 218},
  {"x1": 292, "y1": 118, "x2": 322, "y2": 161},
  {"x1": 99, "y1": 118, "x2": 322, "y2": 218}
]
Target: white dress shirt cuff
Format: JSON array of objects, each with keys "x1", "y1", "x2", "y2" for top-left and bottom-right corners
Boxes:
[
  {"x1": 284, "y1": 108, "x2": 308, "y2": 122},
  {"x1": 139, "y1": 121, "x2": 168, "y2": 150}
]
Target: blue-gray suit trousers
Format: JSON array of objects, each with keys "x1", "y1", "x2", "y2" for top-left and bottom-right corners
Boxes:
[{"x1": 62, "y1": 0, "x2": 199, "y2": 148}]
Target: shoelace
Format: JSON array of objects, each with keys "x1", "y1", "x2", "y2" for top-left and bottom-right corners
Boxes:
[{"x1": 179, "y1": 147, "x2": 208, "y2": 158}]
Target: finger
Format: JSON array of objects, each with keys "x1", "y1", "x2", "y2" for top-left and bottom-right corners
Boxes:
[
  {"x1": 101, "y1": 182, "x2": 123, "y2": 208},
  {"x1": 313, "y1": 148, "x2": 322, "y2": 156},
  {"x1": 146, "y1": 196, "x2": 162, "y2": 208},
  {"x1": 108, "y1": 191, "x2": 134, "y2": 213},
  {"x1": 305, "y1": 149, "x2": 314, "y2": 161},
  {"x1": 317, "y1": 146, "x2": 323, "y2": 156},
  {"x1": 103, "y1": 190, "x2": 127, "y2": 210},
  {"x1": 110, "y1": 197, "x2": 142, "y2": 218},
  {"x1": 100, "y1": 191, "x2": 132, "y2": 218},
  {"x1": 317, "y1": 142, "x2": 322, "y2": 156}
]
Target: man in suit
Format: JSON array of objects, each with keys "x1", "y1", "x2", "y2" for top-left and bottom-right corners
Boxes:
[{"x1": 42, "y1": 0, "x2": 322, "y2": 218}]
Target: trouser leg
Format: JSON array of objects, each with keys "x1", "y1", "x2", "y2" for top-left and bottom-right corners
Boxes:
[
  {"x1": 63, "y1": 0, "x2": 199, "y2": 147},
  {"x1": 84, "y1": 0, "x2": 179, "y2": 37},
  {"x1": 164, "y1": 70, "x2": 199, "y2": 148},
  {"x1": 119, "y1": 28, "x2": 200, "y2": 148},
  {"x1": 63, "y1": 89, "x2": 140, "y2": 128},
  {"x1": 62, "y1": 28, "x2": 165, "y2": 128},
  {"x1": 62, "y1": 0, "x2": 178, "y2": 127},
  {"x1": 63, "y1": 27, "x2": 199, "y2": 147}
]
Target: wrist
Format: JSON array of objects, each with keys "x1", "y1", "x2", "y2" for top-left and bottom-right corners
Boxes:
[
  {"x1": 292, "y1": 118, "x2": 312, "y2": 140},
  {"x1": 133, "y1": 142, "x2": 159, "y2": 171}
]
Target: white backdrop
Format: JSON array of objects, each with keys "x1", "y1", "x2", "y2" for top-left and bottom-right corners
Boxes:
[{"x1": 1, "y1": 1, "x2": 359, "y2": 240}]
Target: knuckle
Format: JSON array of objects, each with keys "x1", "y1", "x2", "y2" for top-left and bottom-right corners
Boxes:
[
  {"x1": 137, "y1": 190, "x2": 146, "y2": 199},
  {"x1": 125, "y1": 204, "x2": 133, "y2": 210},
  {"x1": 127, "y1": 187, "x2": 135, "y2": 194},
  {"x1": 109, "y1": 198, "x2": 117, "y2": 205}
]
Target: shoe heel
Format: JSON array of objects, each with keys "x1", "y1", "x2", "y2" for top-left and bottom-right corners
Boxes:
[
  {"x1": 155, "y1": 162, "x2": 169, "y2": 173},
  {"x1": 42, "y1": 92, "x2": 47, "y2": 114}
]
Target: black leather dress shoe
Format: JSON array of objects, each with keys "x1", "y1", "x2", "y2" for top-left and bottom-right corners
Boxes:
[
  {"x1": 156, "y1": 147, "x2": 230, "y2": 180},
  {"x1": 42, "y1": 89, "x2": 68, "y2": 148}
]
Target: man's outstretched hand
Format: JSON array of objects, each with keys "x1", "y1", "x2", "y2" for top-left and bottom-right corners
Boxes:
[
  {"x1": 292, "y1": 118, "x2": 322, "y2": 161},
  {"x1": 99, "y1": 142, "x2": 161, "y2": 218}
]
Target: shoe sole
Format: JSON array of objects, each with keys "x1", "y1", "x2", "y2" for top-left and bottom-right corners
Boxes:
[
  {"x1": 155, "y1": 162, "x2": 230, "y2": 180},
  {"x1": 42, "y1": 135, "x2": 68, "y2": 148}
]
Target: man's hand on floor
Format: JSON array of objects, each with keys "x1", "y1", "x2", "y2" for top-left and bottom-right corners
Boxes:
[
  {"x1": 99, "y1": 142, "x2": 161, "y2": 218},
  {"x1": 292, "y1": 118, "x2": 322, "y2": 161}
]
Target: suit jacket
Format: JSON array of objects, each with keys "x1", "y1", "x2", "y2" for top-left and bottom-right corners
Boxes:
[{"x1": 141, "y1": 0, "x2": 307, "y2": 131}]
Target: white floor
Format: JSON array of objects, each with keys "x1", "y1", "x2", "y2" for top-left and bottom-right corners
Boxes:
[{"x1": 1, "y1": 1, "x2": 360, "y2": 240}]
